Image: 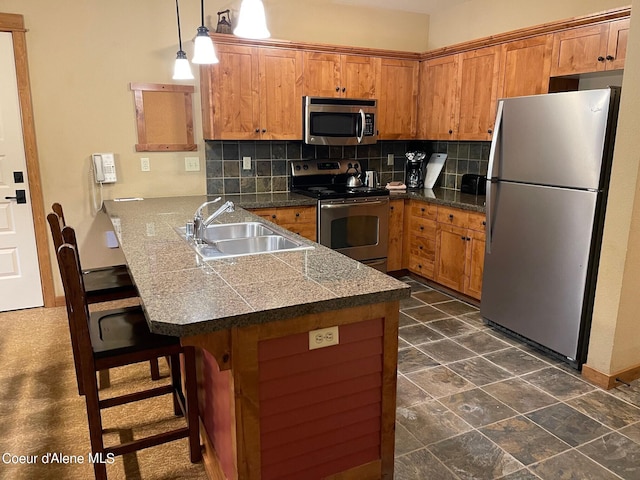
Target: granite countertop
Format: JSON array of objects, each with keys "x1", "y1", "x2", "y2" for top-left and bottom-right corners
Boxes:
[
  {"x1": 104, "y1": 196, "x2": 410, "y2": 337},
  {"x1": 220, "y1": 189, "x2": 485, "y2": 213}
]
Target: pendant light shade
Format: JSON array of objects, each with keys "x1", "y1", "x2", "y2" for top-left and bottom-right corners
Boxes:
[
  {"x1": 234, "y1": 0, "x2": 271, "y2": 39},
  {"x1": 172, "y1": 0, "x2": 194, "y2": 80},
  {"x1": 192, "y1": 0, "x2": 219, "y2": 64}
]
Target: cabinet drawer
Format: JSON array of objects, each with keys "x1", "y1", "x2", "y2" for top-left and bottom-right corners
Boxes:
[
  {"x1": 279, "y1": 222, "x2": 316, "y2": 241},
  {"x1": 409, "y1": 202, "x2": 437, "y2": 220},
  {"x1": 409, "y1": 216, "x2": 436, "y2": 238},
  {"x1": 275, "y1": 207, "x2": 316, "y2": 224},
  {"x1": 468, "y1": 212, "x2": 486, "y2": 232},
  {"x1": 409, "y1": 254, "x2": 435, "y2": 278},
  {"x1": 437, "y1": 206, "x2": 469, "y2": 228},
  {"x1": 409, "y1": 235, "x2": 436, "y2": 262}
]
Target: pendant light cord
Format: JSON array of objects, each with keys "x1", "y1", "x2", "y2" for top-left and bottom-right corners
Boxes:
[
  {"x1": 200, "y1": 0, "x2": 205, "y2": 27},
  {"x1": 175, "y1": 0, "x2": 183, "y2": 51}
]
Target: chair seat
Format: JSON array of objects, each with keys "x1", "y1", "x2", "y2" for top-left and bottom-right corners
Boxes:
[
  {"x1": 83, "y1": 265, "x2": 137, "y2": 302},
  {"x1": 89, "y1": 306, "x2": 179, "y2": 359}
]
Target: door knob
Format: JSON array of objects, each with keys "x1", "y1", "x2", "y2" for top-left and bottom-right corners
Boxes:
[{"x1": 5, "y1": 190, "x2": 27, "y2": 204}]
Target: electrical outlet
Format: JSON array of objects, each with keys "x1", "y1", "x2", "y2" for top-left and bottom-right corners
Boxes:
[
  {"x1": 243, "y1": 156, "x2": 252, "y2": 170},
  {"x1": 387, "y1": 153, "x2": 394, "y2": 166},
  {"x1": 185, "y1": 156, "x2": 200, "y2": 171},
  {"x1": 309, "y1": 326, "x2": 339, "y2": 350},
  {"x1": 141, "y1": 157, "x2": 150, "y2": 171}
]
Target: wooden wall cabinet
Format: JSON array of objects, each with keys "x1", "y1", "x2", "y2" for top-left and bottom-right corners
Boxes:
[
  {"x1": 499, "y1": 34, "x2": 553, "y2": 99},
  {"x1": 249, "y1": 206, "x2": 316, "y2": 241},
  {"x1": 418, "y1": 46, "x2": 500, "y2": 141},
  {"x1": 201, "y1": 44, "x2": 303, "y2": 140},
  {"x1": 550, "y1": 18, "x2": 629, "y2": 76},
  {"x1": 377, "y1": 59, "x2": 420, "y2": 140},
  {"x1": 387, "y1": 199, "x2": 404, "y2": 271},
  {"x1": 435, "y1": 206, "x2": 486, "y2": 300},
  {"x1": 303, "y1": 52, "x2": 380, "y2": 99}
]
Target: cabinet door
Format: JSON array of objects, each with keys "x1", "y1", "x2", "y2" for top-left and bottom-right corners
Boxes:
[
  {"x1": 465, "y1": 229, "x2": 485, "y2": 300},
  {"x1": 606, "y1": 18, "x2": 629, "y2": 71},
  {"x1": 387, "y1": 199, "x2": 404, "y2": 271},
  {"x1": 259, "y1": 48, "x2": 303, "y2": 140},
  {"x1": 435, "y1": 223, "x2": 467, "y2": 292},
  {"x1": 303, "y1": 52, "x2": 341, "y2": 97},
  {"x1": 418, "y1": 56, "x2": 458, "y2": 140},
  {"x1": 205, "y1": 44, "x2": 260, "y2": 140},
  {"x1": 550, "y1": 23, "x2": 609, "y2": 76},
  {"x1": 378, "y1": 59, "x2": 419, "y2": 140},
  {"x1": 456, "y1": 46, "x2": 501, "y2": 141},
  {"x1": 500, "y1": 35, "x2": 553, "y2": 98},
  {"x1": 341, "y1": 55, "x2": 380, "y2": 99}
]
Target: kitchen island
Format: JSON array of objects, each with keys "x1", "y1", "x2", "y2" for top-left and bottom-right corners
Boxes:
[{"x1": 103, "y1": 196, "x2": 410, "y2": 480}]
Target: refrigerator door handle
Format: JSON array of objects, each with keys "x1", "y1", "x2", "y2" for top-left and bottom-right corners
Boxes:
[{"x1": 486, "y1": 100, "x2": 504, "y2": 254}]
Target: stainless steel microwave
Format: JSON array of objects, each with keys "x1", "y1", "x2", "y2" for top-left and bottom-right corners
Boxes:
[{"x1": 303, "y1": 96, "x2": 378, "y2": 146}]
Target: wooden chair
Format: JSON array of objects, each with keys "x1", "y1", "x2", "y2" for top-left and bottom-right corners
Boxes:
[
  {"x1": 57, "y1": 241, "x2": 201, "y2": 480},
  {"x1": 47, "y1": 208, "x2": 160, "y2": 395},
  {"x1": 49, "y1": 203, "x2": 138, "y2": 303}
]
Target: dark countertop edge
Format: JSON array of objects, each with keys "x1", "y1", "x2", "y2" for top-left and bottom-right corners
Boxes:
[
  {"x1": 225, "y1": 190, "x2": 486, "y2": 213},
  {"x1": 147, "y1": 285, "x2": 411, "y2": 337}
]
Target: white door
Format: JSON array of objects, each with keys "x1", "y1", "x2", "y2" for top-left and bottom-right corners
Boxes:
[{"x1": 0, "y1": 32, "x2": 43, "y2": 311}]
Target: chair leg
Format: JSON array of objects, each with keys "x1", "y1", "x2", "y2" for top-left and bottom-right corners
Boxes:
[
  {"x1": 83, "y1": 368, "x2": 108, "y2": 480},
  {"x1": 150, "y1": 358, "x2": 161, "y2": 380},
  {"x1": 169, "y1": 354, "x2": 183, "y2": 417},
  {"x1": 184, "y1": 347, "x2": 201, "y2": 463}
]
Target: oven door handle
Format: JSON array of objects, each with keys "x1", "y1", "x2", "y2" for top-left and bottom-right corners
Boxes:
[
  {"x1": 356, "y1": 109, "x2": 365, "y2": 144},
  {"x1": 321, "y1": 200, "x2": 387, "y2": 209}
]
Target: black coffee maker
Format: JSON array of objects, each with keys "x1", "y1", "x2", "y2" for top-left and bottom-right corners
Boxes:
[{"x1": 405, "y1": 152, "x2": 426, "y2": 189}]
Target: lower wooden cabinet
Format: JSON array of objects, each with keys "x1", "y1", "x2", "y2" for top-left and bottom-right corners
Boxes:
[
  {"x1": 387, "y1": 199, "x2": 405, "y2": 271},
  {"x1": 249, "y1": 206, "x2": 317, "y2": 241},
  {"x1": 402, "y1": 200, "x2": 486, "y2": 300}
]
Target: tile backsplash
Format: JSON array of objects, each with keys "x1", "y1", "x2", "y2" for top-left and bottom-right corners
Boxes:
[{"x1": 205, "y1": 140, "x2": 490, "y2": 195}]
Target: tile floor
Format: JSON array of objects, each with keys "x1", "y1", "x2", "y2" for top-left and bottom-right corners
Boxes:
[{"x1": 394, "y1": 276, "x2": 640, "y2": 480}]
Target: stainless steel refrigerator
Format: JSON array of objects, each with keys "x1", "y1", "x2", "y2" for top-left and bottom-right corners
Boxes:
[{"x1": 481, "y1": 87, "x2": 621, "y2": 369}]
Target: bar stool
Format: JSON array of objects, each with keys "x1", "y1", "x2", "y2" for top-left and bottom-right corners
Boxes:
[{"x1": 57, "y1": 240, "x2": 201, "y2": 480}]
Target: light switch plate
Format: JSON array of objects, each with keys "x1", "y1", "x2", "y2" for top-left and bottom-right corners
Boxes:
[
  {"x1": 243, "y1": 156, "x2": 252, "y2": 170},
  {"x1": 141, "y1": 157, "x2": 150, "y2": 171},
  {"x1": 185, "y1": 156, "x2": 200, "y2": 171},
  {"x1": 387, "y1": 154, "x2": 394, "y2": 166}
]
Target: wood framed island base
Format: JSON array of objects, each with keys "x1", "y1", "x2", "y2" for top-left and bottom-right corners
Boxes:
[{"x1": 182, "y1": 301, "x2": 400, "y2": 480}]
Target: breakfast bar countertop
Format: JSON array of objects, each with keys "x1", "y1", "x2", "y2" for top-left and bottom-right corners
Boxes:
[{"x1": 103, "y1": 196, "x2": 410, "y2": 338}]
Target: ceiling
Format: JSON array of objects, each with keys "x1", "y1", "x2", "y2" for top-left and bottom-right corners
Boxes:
[{"x1": 331, "y1": 0, "x2": 470, "y2": 15}]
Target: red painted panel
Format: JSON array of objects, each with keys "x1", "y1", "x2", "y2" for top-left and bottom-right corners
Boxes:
[
  {"x1": 258, "y1": 318, "x2": 385, "y2": 480},
  {"x1": 260, "y1": 372, "x2": 382, "y2": 417}
]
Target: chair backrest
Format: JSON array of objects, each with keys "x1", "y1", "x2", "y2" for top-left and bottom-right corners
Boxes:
[
  {"x1": 47, "y1": 211, "x2": 64, "y2": 252},
  {"x1": 52, "y1": 202, "x2": 66, "y2": 226},
  {"x1": 57, "y1": 243, "x2": 94, "y2": 372}
]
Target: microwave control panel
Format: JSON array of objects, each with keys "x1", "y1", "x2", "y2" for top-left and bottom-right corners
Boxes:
[{"x1": 364, "y1": 114, "x2": 375, "y2": 135}]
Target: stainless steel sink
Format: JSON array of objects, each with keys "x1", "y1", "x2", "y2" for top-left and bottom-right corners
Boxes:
[{"x1": 175, "y1": 221, "x2": 313, "y2": 259}]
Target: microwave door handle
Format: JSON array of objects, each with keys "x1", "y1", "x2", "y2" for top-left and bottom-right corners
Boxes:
[{"x1": 356, "y1": 109, "x2": 365, "y2": 144}]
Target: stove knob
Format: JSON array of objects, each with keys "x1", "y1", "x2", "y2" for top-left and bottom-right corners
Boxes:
[
  {"x1": 303, "y1": 164, "x2": 309, "y2": 170},
  {"x1": 354, "y1": 162, "x2": 359, "y2": 170},
  {"x1": 295, "y1": 165, "x2": 301, "y2": 171}
]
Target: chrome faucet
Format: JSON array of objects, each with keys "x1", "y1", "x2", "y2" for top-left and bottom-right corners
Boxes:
[{"x1": 190, "y1": 198, "x2": 235, "y2": 243}]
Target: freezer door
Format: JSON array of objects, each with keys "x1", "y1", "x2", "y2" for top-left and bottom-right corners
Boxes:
[
  {"x1": 481, "y1": 181, "x2": 598, "y2": 360},
  {"x1": 499, "y1": 89, "x2": 613, "y2": 190}
]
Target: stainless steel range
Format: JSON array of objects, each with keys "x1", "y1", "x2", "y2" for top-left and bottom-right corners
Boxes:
[{"x1": 290, "y1": 159, "x2": 389, "y2": 272}]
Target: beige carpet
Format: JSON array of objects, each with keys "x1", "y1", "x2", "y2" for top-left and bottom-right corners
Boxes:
[{"x1": 0, "y1": 301, "x2": 208, "y2": 479}]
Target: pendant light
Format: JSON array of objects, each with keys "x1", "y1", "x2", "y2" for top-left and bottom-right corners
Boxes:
[
  {"x1": 192, "y1": 0, "x2": 219, "y2": 64},
  {"x1": 234, "y1": 0, "x2": 271, "y2": 39},
  {"x1": 172, "y1": 0, "x2": 194, "y2": 80}
]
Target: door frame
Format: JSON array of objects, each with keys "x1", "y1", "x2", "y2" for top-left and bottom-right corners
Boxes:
[{"x1": 1, "y1": 13, "x2": 54, "y2": 307}]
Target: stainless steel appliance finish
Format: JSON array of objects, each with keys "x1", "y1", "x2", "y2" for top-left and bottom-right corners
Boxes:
[
  {"x1": 481, "y1": 88, "x2": 620, "y2": 368},
  {"x1": 319, "y1": 196, "x2": 389, "y2": 271},
  {"x1": 304, "y1": 96, "x2": 377, "y2": 146},
  {"x1": 290, "y1": 159, "x2": 389, "y2": 271}
]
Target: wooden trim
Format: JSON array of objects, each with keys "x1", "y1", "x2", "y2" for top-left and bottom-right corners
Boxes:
[
  {"x1": 199, "y1": 419, "x2": 229, "y2": 480},
  {"x1": 1, "y1": 14, "x2": 55, "y2": 307},
  {"x1": 182, "y1": 329, "x2": 232, "y2": 371},
  {"x1": 129, "y1": 82, "x2": 195, "y2": 93},
  {"x1": 582, "y1": 362, "x2": 640, "y2": 390},
  {"x1": 134, "y1": 143, "x2": 198, "y2": 152},
  {"x1": 324, "y1": 460, "x2": 382, "y2": 480},
  {"x1": 422, "y1": 6, "x2": 631, "y2": 60},
  {"x1": 380, "y1": 301, "x2": 399, "y2": 480}
]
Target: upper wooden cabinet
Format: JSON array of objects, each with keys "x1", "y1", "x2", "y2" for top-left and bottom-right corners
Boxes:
[
  {"x1": 499, "y1": 34, "x2": 553, "y2": 98},
  {"x1": 550, "y1": 18, "x2": 629, "y2": 76},
  {"x1": 303, "y1": 52, "x2": 380, "y2": 99},
  {"x1": 377, "y1": 58, "x2": 419, "y2": 140},
  {"x1": 201, "y1": 44, "x2": 303, "y2": 140},
  {"x1": 419, "y1": 46, "x2": 500, "y2": 141}
]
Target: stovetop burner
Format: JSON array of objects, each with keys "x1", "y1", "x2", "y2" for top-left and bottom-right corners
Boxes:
[{"x1": 290, "y1": 159, "x2": 389, "y2": 200}]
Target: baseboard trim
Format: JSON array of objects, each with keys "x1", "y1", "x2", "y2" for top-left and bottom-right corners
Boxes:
[{"x1": 582, "y1": 362, "x2": 640, "y2": 389}]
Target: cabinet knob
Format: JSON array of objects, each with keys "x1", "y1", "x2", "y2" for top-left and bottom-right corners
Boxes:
[
  {"x1": 335, "y1": 87, "x2": 340, "y2": 92},
  {"x1": 488, "y1": 129, "x2": 493, "y2": 134},
  {"x1": 419, "y1": 245, "x2": 423, "y2": 250},
  {"x1": 271, "y1": 214, "x2": 276, "y2": 219},
  {"x1": 606, "y1": 55, "x2": 615, "y2": 61},
  {"x1": 598, "y1": 56, "x2": 605, "y2": 62},
  {"x1": 448, "y1": 129, "x2": 453, "y2": 135},
  {"x1": 482, "y1": 221, "x2": 486, "y2": 226},
  {"x1": 449, "y1": 214, "x2": 454, "y2": 220},
  {"x1": 262, "y1": 129, "x2": 266, "y2": 133},
  {"x1": 255, "y1": 128, "x2": 260, "y2": 133},
  {"x1": 295, "y1": 212, "x2": 300, "y2": 217},
  {"x1": 342, "y1": 87, "x2": 346, "y2": 93},
  {"x1": 460, "y1": 235, "x2": 465, "y2": 240},
  {"x1": 467, "y1": 237, "x2": 471, "y2": 241},
  {"x1": 421, "y1": 207, "x2": 425, "y2": 212},
  {"x1": 419, "y1": 225, "x2": 424, "y2": 231}
]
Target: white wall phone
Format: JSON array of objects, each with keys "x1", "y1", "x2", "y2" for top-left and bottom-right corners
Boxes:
[{"x1": 92, "y1": 153, "x2": 117, "y2": 183}]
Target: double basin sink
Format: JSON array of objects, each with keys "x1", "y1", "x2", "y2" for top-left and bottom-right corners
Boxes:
[{"x1": 176, "y1": 221, "x2": 313, "y2": 260}]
